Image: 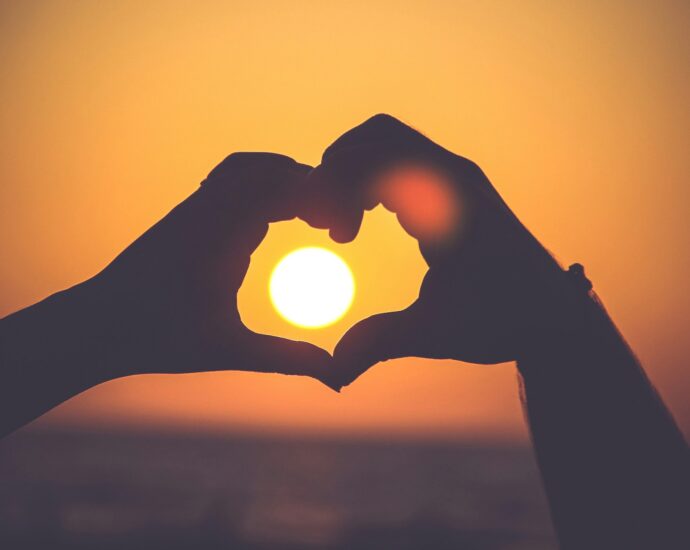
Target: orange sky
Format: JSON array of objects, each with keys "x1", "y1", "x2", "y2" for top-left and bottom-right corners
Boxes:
[{"x1": 1, "y1": 0, "x2": 688, "y2": 440}]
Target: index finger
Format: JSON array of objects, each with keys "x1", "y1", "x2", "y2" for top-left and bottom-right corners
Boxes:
[{"x1": 202, "y1": 152, "x2": 314, "y2": 224}]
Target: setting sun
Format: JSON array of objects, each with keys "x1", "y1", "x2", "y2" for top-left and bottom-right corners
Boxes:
[{"x1": 269, "y1": 247, "x2": 355, "y2": 329}]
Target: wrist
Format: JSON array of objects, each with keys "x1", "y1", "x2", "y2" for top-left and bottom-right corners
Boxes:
[
  {"x1": 45, "y1": 278, "x2": 135, "y2": 383},
  {"x1": 515, "y1": 264, "x2": 604, "y2": 370}
]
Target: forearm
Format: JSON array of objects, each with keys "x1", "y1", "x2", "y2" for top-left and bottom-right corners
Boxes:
[
  {"x1": 0, "y1": 283, "x2": 115, "y2": 437},
  {"x1": 518, "y1": 293, "x2": 689, "y2": 549}
]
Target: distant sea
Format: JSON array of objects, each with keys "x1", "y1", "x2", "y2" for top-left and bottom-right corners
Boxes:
[{"x1": 0, "y1": 429, "x2": 557, "y2": 549}]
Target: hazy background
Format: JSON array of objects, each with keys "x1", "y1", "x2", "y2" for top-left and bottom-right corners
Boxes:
[{"x1": 1, "y1": 0, "x2": 688, "y2": 439}]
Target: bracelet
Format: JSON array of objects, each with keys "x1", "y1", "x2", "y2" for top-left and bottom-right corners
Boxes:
[{"x1": 566, "y1": 263, "x2": 592, "y2": 293}]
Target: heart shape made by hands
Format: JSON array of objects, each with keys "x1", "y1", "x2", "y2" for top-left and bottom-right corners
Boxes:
[
  {"x1": 237, "y1": 203, "x2": 429, "y2": 354},
  {"x1": 247, "y1": 114, "x2": 569, "y2": 388}
]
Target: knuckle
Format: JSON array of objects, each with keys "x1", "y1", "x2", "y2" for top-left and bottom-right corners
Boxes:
[
  {"x1": 324, "y1": 114, "x2": 412, "y2": 159},
  {"x1": 363, "y1": 113, "x2": 407, "y2": 130},
  {"x1": 204, "y1": 152, "x2": 298, "y2": 186},
  {"x1": 205, "y1": 153, "x2": 249, "y2": 182},
  {"x1": 454, "y1": 156, "x2": 486, "y2": 181}
]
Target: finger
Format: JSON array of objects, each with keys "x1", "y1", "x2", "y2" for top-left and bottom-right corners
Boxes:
[
  {"x1": 264, "y1": 162, "x2": 319, "y2": 223},
  {"x1": 229, "y1": 330, "x2": 340, "y2": 391},
  {"x1": 298, "y1": 147, "x2": 397, "y2": 243},
  {"x1": 332, "y1": 305, "x2": 435, "y2": 388},
  {"x1": 322, "y1": 114, "x2": 433, "y2": 161},
  {"x1": 297, "y1": 165, "x2": 366, "y2": 242},
  {"x1": 297, "y1": 114, "x2": 421, "y2": 241},
  {"x1": 201, "y1": 152, "x2": 314, "y2": 224},
  {"x1": 205, "y1": 152, "x2": 307, "y2": 184},
  {"x1": 328, "y1": 208, "x2": 364, "y2": 243},
  {"x1": 175, "y1": 154, "x2": 312, "y2": 264},
  {"x1": 306, "y1": 115, "x2": 458, "y2": 243}
]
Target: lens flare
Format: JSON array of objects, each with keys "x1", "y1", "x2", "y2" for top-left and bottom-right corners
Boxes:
[
  {"x1": 374, "y1": 164, "x2": 460, "y2": 241},
  {"x1": 269, "y1": 247, "x2": 355, "y2": 328}
]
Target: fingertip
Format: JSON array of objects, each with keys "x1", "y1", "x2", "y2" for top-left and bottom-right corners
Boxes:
[
  {"x1": 331, "y1": 357, "x2": 370, "y2": 389},
  {"x1": 328, "y1": 228, "x2": 354, "y2": 244},
  {"x1": 321, "y1": 379, "x2": 343, "y2": 393},
  {"x1": 328, "y1": 209, "x2": 364, "y2": 243},
  {"x1": 254, "y1": 335, "x2": 333, "y2": 380},
  {"x1": 331, "y1": 335, "x2": 376, "y2": 389}
]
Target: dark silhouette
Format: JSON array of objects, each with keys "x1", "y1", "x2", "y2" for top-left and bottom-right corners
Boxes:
[
  {"x1": 309, "y1": 115, "x2": 690, "y2": 549},
  {"x1": 1, "y1": 115, "x2": 688, "y2": 549},
  {"x1": 0, "y1": 153, "x2": 338, "y2": 438}
]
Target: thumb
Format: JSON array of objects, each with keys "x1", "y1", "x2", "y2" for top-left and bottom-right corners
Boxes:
[
  {"x1": 228, "y1": 331, "x2": 340, "y2": 391},
  {"x1": 333, "y1": 305, "x2": 428, "y2": 388}
]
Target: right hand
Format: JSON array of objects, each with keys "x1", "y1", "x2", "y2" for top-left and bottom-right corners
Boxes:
[{"x1": 305, "y1": 115, "x2": 584, "y2": 387}]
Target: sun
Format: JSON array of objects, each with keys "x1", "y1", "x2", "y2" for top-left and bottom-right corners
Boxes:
[{"x1": 269, "y1": 247, "x2": 355, "y2": 329}]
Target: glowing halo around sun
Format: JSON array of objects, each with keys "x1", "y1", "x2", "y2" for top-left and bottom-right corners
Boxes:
[{"x1": 269, "y1": 247, "x2": 355, "y2": 329}]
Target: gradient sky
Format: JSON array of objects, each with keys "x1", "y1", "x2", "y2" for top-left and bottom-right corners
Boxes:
[{"x1": 1, "y1": 0, "x2": 688, "y2": 440}]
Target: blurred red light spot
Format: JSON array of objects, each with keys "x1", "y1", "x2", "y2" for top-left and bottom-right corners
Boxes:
[{"x1": 373, "y1": 164, "x2": 460, "y2": 241}]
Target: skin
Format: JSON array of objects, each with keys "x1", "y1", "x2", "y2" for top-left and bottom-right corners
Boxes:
[
  {"x1": 308, "y1": 114, "x2": 689, "y2": 549},
  {"x1": 0, "y1": 152, "x2": 338, "y2": 438}
]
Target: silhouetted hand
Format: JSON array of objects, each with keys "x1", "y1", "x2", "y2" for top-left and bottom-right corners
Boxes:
[
  {"x1": 1, "y1": 152, "x2": 342, "y2": 436},
  {"x1": 308, "y1": 115, "x2": 580, "y2": 386},
  {"x1": 80, "y1": 152, "x2": 334, "y2": 384}
]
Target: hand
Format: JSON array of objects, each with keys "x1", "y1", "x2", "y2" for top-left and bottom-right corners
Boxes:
[
  {"x1": 307, "y1": 115, "x2": 583, "y2": 387},
  {"x1": 78, "y1": 153, "x2": 335, "y2": 386}
]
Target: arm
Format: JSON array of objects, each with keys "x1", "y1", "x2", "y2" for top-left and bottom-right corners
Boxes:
[
  {"x1": 519, "y1": 285, "x2": 689, "y2": 549},
  {"x1": 0, "y1": 153, "x2": 334, "y2": 438},
  {"x1": 0, "y1": 283, "x2": 114, "y2": 438},
  {"x1": 315, "y1": 114, "x2": 689, "y2": 549}
]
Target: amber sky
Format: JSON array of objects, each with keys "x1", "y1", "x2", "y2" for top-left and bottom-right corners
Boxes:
[{"x1": 1, "y1": 0, "x2": 688, "y2": 440}]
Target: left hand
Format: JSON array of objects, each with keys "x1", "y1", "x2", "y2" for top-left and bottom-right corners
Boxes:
[{"x1": 78, "y1": 153, "x2": 336, "y2": 387}]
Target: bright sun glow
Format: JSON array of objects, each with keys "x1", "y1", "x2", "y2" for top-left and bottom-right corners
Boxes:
[{"x1": 269, "y1": 247, "x2": 355, "y2": 329}]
